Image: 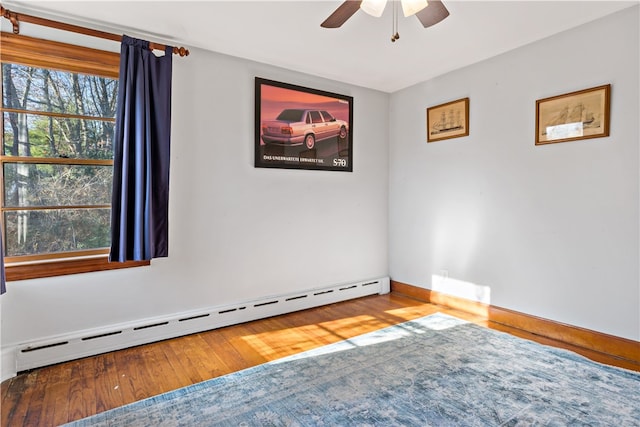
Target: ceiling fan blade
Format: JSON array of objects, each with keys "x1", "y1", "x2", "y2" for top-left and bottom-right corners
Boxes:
[
  {"x1": 321, "y1": 1, "x2": 363, "y2": 28},
  {"x1": 415, "y1": 0, "x2": 450, "y2": 28}
]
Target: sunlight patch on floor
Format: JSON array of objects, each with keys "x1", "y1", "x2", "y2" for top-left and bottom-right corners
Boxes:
[
  {"x1": 384, "y1": 304, "x2": 441, "y2": 321},
  {"x1": 270, "y1": 313, "x2": 469, "y2": 364},
  {"x1": 240, "y1": 315, "x2": 387, "y2": 360}
]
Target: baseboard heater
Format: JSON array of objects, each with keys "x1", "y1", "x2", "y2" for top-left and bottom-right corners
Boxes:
[{"x1": 11, "y1": 277, "x2": 390, "y2": 374}]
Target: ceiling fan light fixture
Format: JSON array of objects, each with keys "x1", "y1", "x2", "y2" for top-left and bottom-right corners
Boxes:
[
  {"x1": 321, "y1": 0, "x2": 448, "y2": 30},
  {"x1": 360, "y1": 0, "x2": 387, "y2": 18},
  {"x1": 401, "y1": 0, "x2": 428, "y2": 17}
]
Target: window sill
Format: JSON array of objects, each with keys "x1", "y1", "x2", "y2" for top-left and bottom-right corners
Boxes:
[{"x1": 5, "y1": 256, "x2": 150, "y2": 281}]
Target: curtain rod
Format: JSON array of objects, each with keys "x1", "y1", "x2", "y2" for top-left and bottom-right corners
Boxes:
[{"x1": 0, "y1": 5, "x2": 189, "y2": 57}]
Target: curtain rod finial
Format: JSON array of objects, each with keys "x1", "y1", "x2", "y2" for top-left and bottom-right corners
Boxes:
[{"x1": 173, "y1": 46, "x2": 189, "y2": 57}]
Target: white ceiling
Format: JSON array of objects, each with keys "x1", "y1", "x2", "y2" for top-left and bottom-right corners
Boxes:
[{"x1": 3, "y1": 1, "x2": 637, "y2": 92}]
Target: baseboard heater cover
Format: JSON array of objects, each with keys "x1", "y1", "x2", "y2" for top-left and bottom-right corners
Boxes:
[{"x1": 8, "y1": 277, "x2": 390, "y2": 376}]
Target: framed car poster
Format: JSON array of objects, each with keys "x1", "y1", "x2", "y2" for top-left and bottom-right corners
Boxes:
[{"x1": 255, "y1": 77, "x2": 353, "y2": 172}]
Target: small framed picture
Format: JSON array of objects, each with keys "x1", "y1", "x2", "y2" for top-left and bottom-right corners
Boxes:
[
  {"x1": 535, "y1": 84, "x2": 610, "y2": 145},
  {"x1": 426, "y1": 97, "x2": 469, "y2": 143}
]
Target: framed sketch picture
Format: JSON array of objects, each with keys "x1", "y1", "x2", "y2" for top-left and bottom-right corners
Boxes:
[
  {"x1": 426, "y1": 97, "x2": 469, "y2": 142},
  {"x1": 255, "y1": 78, "x2": 353, "y2": 172},
  {"x1": 535, "y1": 84, "x2": 610, "y2": 145}
]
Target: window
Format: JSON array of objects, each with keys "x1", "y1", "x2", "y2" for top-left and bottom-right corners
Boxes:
[
  {"x1": 1, "y1": 32, "x2": 148, "y2": 280},
  {"x1": 320, "y1": 111, "x2": 335, "y2": 122},
  {"x1": 309, "y1": 111, "x2": 322, "y2": 123}
]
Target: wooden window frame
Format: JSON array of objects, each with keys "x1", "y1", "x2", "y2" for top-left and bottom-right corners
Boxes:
[{"x1": 1, "y1": 32, "x2": 149, "y2": 281}]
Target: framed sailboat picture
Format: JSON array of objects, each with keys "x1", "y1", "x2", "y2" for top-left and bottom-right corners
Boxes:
[
  {"x1": 535, "y1": 84, "x2": 610, "y2": 145},
  {"x1": 427, "y1": 97, "x2": 469, "y2": 142}
]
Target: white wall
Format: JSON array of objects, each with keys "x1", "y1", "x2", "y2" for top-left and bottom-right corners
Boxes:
[
  {"x1": 0, "y1": 48, "x2": 390, "y2": 357},
  {"x1": 389, "y1": 7, "x2": 639, "y2": 340}
]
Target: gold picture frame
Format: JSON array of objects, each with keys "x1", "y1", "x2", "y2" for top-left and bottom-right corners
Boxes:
[
  {"x1": 535, "y1": 84, "x2": 610, "y2": 145},
  {"x1": 426, "y1": 97, "x2": 469, "y2": 142}
]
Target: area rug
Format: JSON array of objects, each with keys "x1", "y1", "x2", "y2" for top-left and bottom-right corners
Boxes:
[{"x1": 65, "y1": 313, "x2": 640, "y2": 426}]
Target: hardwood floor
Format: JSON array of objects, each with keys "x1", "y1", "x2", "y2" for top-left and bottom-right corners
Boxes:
[{"x1": 1, "y1": 293, "x2": 637, "y2": 426}]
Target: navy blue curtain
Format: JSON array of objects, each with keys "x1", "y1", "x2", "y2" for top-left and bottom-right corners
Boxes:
[
  {"x1": 1, "y1": 230, "x2": 5, "y2": 294},
  {"x1": 110, "y1": 35, "x2": 173, "y2": 262}
]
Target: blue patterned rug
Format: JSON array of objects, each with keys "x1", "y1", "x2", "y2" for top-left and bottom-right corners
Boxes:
[{"x1": 66, "y1": 313, "x2": 640, "y2": 426}]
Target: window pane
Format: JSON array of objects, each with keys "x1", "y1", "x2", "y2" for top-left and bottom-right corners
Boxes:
[
  {"x1": 2, "y1": 64, "x2": 117, "y2": 118},
  {"x1": 4, "y1": 209, "x2": 110, "y2": 256},
  {"x1": 3, "y1": 163, "x2": 112, "y2": 207},
  {"x1": 3, "y1": 112, "x2": 114, "y2": 159}
]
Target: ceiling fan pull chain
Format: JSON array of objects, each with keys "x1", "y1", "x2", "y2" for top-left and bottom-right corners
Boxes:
[{"x1": 391, "y1": 1, "x2": 400, "y2": 42}]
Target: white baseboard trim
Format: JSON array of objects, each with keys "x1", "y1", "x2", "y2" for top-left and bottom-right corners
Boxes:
[{"x1": 1, "y1": 277, "x2": 389, "y2": 382}]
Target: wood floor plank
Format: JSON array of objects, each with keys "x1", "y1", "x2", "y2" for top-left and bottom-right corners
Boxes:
[
  {"x1": 1, "y1": 370, "x2": 38, "y2": 427},
  {"x1": 218, "y1": 323, "x2": 270, "y2": 367},
  {"x1": 197, "y1": 329, "x2": 253, "y2": 374},
  {"x1": 167, "y1": 334, "x2": 219, "y2": 382},
  {"x1": 44, "y1": 380, "x2": 72, "y2": 427},
  {"x1": 36, "y1": 362, "x2": 84, "y2": 427},
  {"x1": 92, "y1": 352, "x2": 124, "y2": 416},
  {"x1": 163, "y1": 338, "x2": 209, "y2": 386},
  {"x1": 140, "y1": 344, "x2": 181, "y2": 394},
  {"x1": 187, "y1": 333, "x2": 236, "y2": 379},
  {"x1": 1, "y1": 293, "x2": 637, "y2": 427},
  {"x1": 111, "y1": 346, "x2": 149, "y2": 405},
  {"x1": 79, "y1": 351, "x2": 98, "y2": 419},
  {"x1": 22, "y1": 369, "x2": 49, "y2": 427},
  {"x1": 241, "y1": 317, "x2": 304, "y2": 361},
  {"x1": 66, "y1": 359, "x2": 93, "y2": 425}
]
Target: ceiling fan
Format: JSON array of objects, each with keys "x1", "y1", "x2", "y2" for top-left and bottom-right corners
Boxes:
[{"x1": 321, "y1": 0, "x2": 449, "y2": 30}]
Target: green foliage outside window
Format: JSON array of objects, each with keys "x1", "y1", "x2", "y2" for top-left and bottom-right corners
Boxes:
[{"x1": 1, "y1": 63, "x2": 118, "y2": 258}]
